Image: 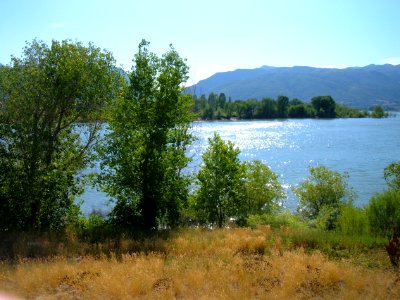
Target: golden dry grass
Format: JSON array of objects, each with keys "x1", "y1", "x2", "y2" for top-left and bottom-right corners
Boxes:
[{"x1": 1, "y1": 226, "x2": 399, "y2": 299}]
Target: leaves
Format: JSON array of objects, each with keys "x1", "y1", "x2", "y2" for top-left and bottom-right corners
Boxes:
[
  {"x1": 293, "y1": 166, "x2": 354, "y2": 228},
  {"x1": 244, "y1": 160, "x2": 284, "y2": 214},
  {"x1": 99, "y1": 40, "x2": 194, "y2": 230},
  {"x1": 0, "y1": 39, "x2": 120, "y2": 231},
  {"x1": 384, "y1": 162, "x2": 400, "y2": 191},
  {"x1": 194, "y1": 133, "x2": 246, "y2": 227}
]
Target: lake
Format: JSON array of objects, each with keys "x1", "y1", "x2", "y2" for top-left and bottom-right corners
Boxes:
[{"x1": 79, "y1": 114, "x2": 400, "y2": 214}]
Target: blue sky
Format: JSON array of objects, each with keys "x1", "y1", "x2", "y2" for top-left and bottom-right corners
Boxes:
[{"x1": 1, "y1": 0, "x2": 400, "y2": 84}]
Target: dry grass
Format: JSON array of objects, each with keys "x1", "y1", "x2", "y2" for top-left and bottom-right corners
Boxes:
[{"x1": 1, "y1": 226, "x2": 400, "y2": 299}]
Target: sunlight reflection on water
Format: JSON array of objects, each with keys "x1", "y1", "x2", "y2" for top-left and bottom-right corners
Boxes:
[{"x1": 80, "y1": 116, "x2": 400, "y2": 214}]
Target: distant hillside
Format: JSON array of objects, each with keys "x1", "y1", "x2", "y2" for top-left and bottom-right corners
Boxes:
[{"x1": 186, "y1": 64, "x2": 400, "y2": 109}]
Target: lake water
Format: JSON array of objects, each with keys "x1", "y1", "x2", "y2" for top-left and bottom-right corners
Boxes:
[{"x1": 79, "y1": 114, "x2": 400, "y2": 214}]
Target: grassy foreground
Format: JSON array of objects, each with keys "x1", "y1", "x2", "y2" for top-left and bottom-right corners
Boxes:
[{"x1": 0, "y1": 226, "x2": 399, "y2": 299}]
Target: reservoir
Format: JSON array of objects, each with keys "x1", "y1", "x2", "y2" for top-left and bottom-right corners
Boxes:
[{"x1": 80, "y1": 114, "x2": 400, "y2": 214}]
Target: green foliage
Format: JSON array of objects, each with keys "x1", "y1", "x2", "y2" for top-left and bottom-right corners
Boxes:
[
  {"x1": 335, "y1": 103, "x2": 368, "y2": 118},
  {"x1": 257, "y1": 97, "x2": 278, "y2": 118},
  {"x1": 371, "y1": 105, "x2": 387, "y2": 118},
  {"x1": 384, "y1": 162, "x2": 400, "y2": 191},
  {"x1": 311, "y1": 96, "x2": 336, "y2": 118},
  {"x1": 277, "y1": 95, "x2": 289, "y2": 118},
  {"x1": 0, "y1": 39, "x2": 120, "y2": 231},
  {"x1": 367, "y1": 189, "x2": 400, "y2": 237},
  {"x1": 247, "y1": 211, "x2": 301, "y2": 229},
  {"x1": 192, "y1": 93, "x2": 370, "y2": 120},
  {"x1": 193, "y1": 133, "x2": 246, "y2": 227},
  {"x1": 99, "y1": 40, "x2": 194, "y2": 230},
  {"x1": 243, "y1": 160, "x2": 284, "y2": 215},
  {"x1": 314, "y1": 205, "x2": 339, "y2": 231},
  {"x1": 72, "y1": 211, "x2": 114, "y2": 243},
  {"x1": 288, "y1": 101, "x2": 311, "y2": 118},
  {"x1": 293, "y1": 166, "x2": 354, "y2": 229},
  {"x1": 288, "y1": 227, "x2": 387, "y2": 257},
  {"x1": 336, "y1": 204, "x2": 370, "y2": 236}
]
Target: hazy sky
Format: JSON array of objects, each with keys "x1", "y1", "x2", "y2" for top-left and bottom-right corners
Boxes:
[{"x1": 1, "y1": 0, "x2": 399, "y2": 84}]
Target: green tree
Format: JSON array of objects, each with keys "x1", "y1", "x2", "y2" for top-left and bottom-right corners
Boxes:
[
  {"x1": 224, "y1": 97, "x2": 234, "y2": 119},
  {"x1": 311, "y1": 96, "x2": 336, "y2": 118},
  {"x1": 257, "y1": 97, "x2": 277, "y2": 118},
  {"x1": 0, "y1": 39, "x2": 120, "y2": 231},
  {"x1": 235, "y1": 99, "x2": 257, "y2": 119},
  {"x1": 384, "y1": 162, "x2": 400, "y2": 191},
  {"x1": 371, "y1": 105, "x2": 386, "y2": 118},
  {"x1": 99, "y1": 40, "x2": 194, "y2": 230},
  {"x1": 217, "y1": 93, "x2": 227, "y2": 109},
  {"x1": 244, "y1": 160, "x2": 284, "y2": 214},
  {"x1": 207, "y1": 92, "x2": 218, "y2": 111},
  {"x1": 293, "y1": 166, "x2": 354, "y2": 229},
  {"x1": 277, "y1": 95, "x2": 289, "y2": 118},
  {"x1": 288, "y1": 104, "x2": 308, "y2": 118},
  {"x1": 288, "y1": 98, "x2": 309, "y2": 118},
  {"x1": 194, "y1": 133, "x2": 246, "y2": 227}
]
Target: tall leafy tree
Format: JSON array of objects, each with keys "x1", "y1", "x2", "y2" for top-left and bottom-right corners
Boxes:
[
  {"x1": 217, "y1": 93, "x2": 227, "y2": 109},
  {"x1": 194, "y1": 133, "x2": 246, "y2": 227},
  {"x1": 257, "y1": 97, "x2": 277, "y2": 118},
  {"x1": 0, "y1": 39, "x2": 120, "y2": 231},
  {"x1": 277, "y1": 95, "x2": 289, "y2": 118},
  {"x1": 244, "y1": 160, "x2": 284, "y2": 215},
  {"x1": 99, "y1": 40, "x2": 194, "y2": 230},
  {"x1": 311, "y1": 96, "x2": 336, "y2": 118}
]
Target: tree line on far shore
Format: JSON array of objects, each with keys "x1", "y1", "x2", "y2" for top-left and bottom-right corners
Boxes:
[{"x1": 191, "y1": 92, "x2": 388, "y2": 120}]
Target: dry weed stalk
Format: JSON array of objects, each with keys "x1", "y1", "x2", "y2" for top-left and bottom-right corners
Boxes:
[{"x1": 0, "y1": 227, "x2": 399, "y2": 299}]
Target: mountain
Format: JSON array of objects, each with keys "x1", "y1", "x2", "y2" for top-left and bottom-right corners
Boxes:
[{"x1": 186, "y1": 64, "x2": 400, "y2": 109}]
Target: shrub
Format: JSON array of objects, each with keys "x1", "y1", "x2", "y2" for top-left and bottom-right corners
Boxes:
[
  {"x1": 314, "y1": 205, "x2": 339, "y2": 231},
  {"x1": 288, "y1": 226, "x2": 386, "y2": 257},
  {"x1": 336, "y1": 204, "x2": 369, "y2": 236},
  {"x1": 243, "y1": 160, "x2": 284, "y2": 215},
  {"x1": 367, "y1": 189, "x2": 400, "y2": 237},
  {"x1": 384, "y1": 162, "x2": 400, "y2": 191},
  {"x1": 247, "y1": 211, "x2": 302, "y2": 229},
  {"x1": 293, "y1": 166, "x2": 355, "y2": 230}
]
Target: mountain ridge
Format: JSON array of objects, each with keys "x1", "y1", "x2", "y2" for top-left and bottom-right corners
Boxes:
[{"x1": 186, "y1": 64, "x2": 400, "y2": 109}]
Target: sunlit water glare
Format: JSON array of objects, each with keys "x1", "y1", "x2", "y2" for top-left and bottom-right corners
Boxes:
[{"x1": 79, "y1": 115, "x2": 400, "y2": 214}]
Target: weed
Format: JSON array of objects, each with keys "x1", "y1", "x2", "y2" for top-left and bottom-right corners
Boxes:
[{"x1": 1, "y1": 228, "x2": 399, "y2": 299}]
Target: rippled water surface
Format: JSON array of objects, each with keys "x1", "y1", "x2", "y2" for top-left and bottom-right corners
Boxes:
[{"x1": 80, "y1": 115, "x2": 400, "y2": 213}]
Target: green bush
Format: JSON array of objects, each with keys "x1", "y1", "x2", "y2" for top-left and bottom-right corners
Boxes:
[
  {"x1": 293, "y1": 166, "x2": 355, "y2": 230},
  {"x1": 314, "y1": 205, "x2": 339, "y2": 231},
  {"x1": 367, "y1": 189, "x2": 400, "y2": 237},
  {"x1": 336, "y1": 204, "x2": 370, "y2": 236},
  {"x1": 247, "y1": 211, "x2": 302, "y2": 229},
  {"x1": 243, "y1": 160, "x2": 284, "y2": 215},
  {"x1": 288, "y1": 227, "x2": 386, "y2": 257},
  {"x1": 384, "y1": 162, "x2": 400, "y2": 191}
]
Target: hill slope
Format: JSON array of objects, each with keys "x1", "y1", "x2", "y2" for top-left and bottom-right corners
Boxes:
[{"x1": 186, "y1": 64, "x2": 400, "y2": 109}]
